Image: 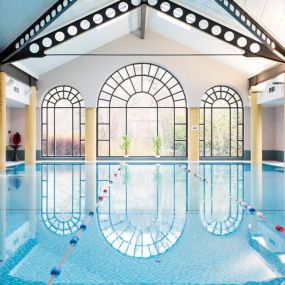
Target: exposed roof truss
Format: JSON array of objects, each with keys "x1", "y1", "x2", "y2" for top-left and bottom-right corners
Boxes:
[
  {"x1": 1, "y1": 0, "x2": 285, "y2": 64},
  {"x1": 0, "y1": 0, "x2": 78, "y2": 64},
  {"x1": 214, "y1": 0, "x2": 285, "y2": 62}
]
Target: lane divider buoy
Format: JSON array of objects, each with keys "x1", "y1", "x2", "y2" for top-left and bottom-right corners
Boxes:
[
  {"x1": 230, "y1": 195, "x2": 285, "y2": 234},
  {"x1": 47, "y1": 164, "x2": 123, "y2": 285},
  {"x1": 177, "y1": 163, "x2": 208, "y2": 183}
]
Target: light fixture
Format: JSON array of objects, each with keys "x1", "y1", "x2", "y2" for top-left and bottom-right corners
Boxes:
[
  {"x1": 157, "y1": 11, "x2": 191, "y2": 31},
  {"x1": 97, "y1": 12, "x2": 130, "y2": 30}
]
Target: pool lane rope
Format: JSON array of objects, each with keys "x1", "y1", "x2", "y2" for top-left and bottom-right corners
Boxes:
[
  {"x1": 178, "y1": 163, "x2": 285, "y2": 235},
  {"x1": 47, "y1": 171, "x2": 120, "y2": 285}
]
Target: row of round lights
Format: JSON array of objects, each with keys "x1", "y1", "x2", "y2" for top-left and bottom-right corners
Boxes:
[
  {"x1": 218, "y1": 0, "x2": 276, "y2": 49},
  {"x1": 15, "y1": 0, "x2": 74, "y2": 50},
  {"x1": 29, "y1": 0, "x2": 139, "y2": 54},
  {"x1": 148, "y1": 0, "x2": 261, "y2": 54}
]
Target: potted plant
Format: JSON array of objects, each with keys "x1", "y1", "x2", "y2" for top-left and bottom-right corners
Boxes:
[
  {"x1": 153, "y1": 135, "x2": 161, "y2": 158},
  {"x1": 120, "y1": 135, "x2": 131, "y2": 158},
  {"x1": 9, "y1": 132, "x2": 22, "y2": 161}
]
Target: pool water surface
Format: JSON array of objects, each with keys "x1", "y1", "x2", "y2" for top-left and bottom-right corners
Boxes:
[{"x1": 0, "y1": 162, "x2": 285, "y2": 284}]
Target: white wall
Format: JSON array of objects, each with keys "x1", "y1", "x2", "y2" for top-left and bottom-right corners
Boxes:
[
  {"x1": 37, "y1": 30, "x2": 249, "y2": 108},
  {"x1": 260, "y1": 106, "x2": 284, "y2": 152},
  {"x1": 6, "y1": 108, "x2": 11, "y2": 146},
  {"x1": 275, "y1": 106, "x2": 284, "y2": 151},
  {"x1": 262, "y1": 107, "x2": 276, "y2": 151},
  {"x1": 9, "y1": 108, "x2": 26, "y2": 146}
]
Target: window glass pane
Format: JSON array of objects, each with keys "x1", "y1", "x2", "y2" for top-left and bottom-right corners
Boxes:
[
  {"x1": 175, "y1": 108, "x2": 186, "y2": 123},
  {"x1": 175, "y1": 125, "x2": 186, "y2": 140},
  {"x1": 73, "y1": 109, "x2": 81, "y2": 156},
  {"x1": 98, "y1": 141, "x2": 109, "y2": 156},
  {"x1": 175, "y1": 141, "x2": 186, "y2": 156},
  {"x1": 128, "y1": 108, "x2": 157, "y2": 156},
  {"x1": 98, "y1": 125, "x2": 109, "y2": 140},
  {"x1": 110, "y1": 108, "x2": 126, "y2": 156},
  {"x1": 212, "y1": 107, "x2": 230, "y2": 157},
  {"x1": 47, "y1": 108, "x2": 54, "y2": 156},
  {"x1": 158, "y1": 108, "x2": 174, "y2": 156},
  {"x1": 55, "y1": 108, "x2": 73, "y2": 156}
]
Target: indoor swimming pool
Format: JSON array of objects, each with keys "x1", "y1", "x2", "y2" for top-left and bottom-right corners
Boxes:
[{"x1": 1, "y1": 162, "x2": 285, "y2": 284}]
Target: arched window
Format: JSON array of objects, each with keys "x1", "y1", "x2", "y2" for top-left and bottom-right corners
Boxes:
[
  {"x1": 200, "y1": 164, "x2": 244, "y2": 236},
  {"x1": 97, "y1": 63, "x2": 187, "y2": 157},
  {"x1": 200, "y1": 86, "x2": 244, "y2": 158},
  {"x1": 41, "y1": 86, "x2": 85, "y2": 157},
  {"x1": 97, "y1": 163, "x2": 187, "y2": 257},
  {"x1": 41, "y1": 163, "x2": 85, "y2": 235}
]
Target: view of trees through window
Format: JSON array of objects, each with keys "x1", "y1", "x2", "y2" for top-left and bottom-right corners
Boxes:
[
  {"x1": 41, "y1": 86, "x2": 85, "y2": 157},
  {"x1": 200, "y1": 86, "x2": 244, "y2": 158},
  {"x1": 97, "y1": 63, "x2": 187, "y2": 157}
]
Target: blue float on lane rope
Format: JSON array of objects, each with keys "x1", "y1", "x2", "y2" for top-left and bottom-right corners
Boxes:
[
  {"x1": 50, "y1": 266, "x2": 61, "y2": 277},
  {"x1": 70, "y1": 236, "x2": 79, "y2": 245}
]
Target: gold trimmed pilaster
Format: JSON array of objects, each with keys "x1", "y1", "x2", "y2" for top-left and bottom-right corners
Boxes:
[
  {"x1": 0, "y1": 72, "x2": 6, "y2": 171},
  {"x1": 250, "y1": 87, "x2": 262, "y2": 164},
  {"x1": 188, "y1": 107, "x2": 199, "y2": 161},
  {"x1": 25, "y1": 86, "x2": 37, "y2": 164},
  {"x1": 85, "y1": 108, "x2": 97, "y2": 161}
]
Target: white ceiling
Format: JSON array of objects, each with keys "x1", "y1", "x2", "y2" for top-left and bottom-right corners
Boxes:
[
  {"x1": 4, "y1": 0, "x2": 283, "y2": 78},
  {"x1": 235, "y1": 0, "x2": 285, "y2": 46}
]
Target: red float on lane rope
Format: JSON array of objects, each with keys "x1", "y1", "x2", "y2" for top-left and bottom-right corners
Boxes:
[
  {"x1": 275, "y1": 225, "x2": 285, "y2": 232},
  {"x1": 98, "y1": 196, "x2": 104, "y2": 202},
  {"x1": 103, "y1": 189, "x2": 108, "y2": 194}
]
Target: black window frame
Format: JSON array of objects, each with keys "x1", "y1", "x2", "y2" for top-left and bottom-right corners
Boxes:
[
  {"x1": 97, "y1": 63, "x2": 188, "y2": 158},
  {"x1": 199, "y1": 85, "x2": 244, "y2": 158},
  {"x1": 41, "y1": 85, "x2": 85, "y2": 158}
]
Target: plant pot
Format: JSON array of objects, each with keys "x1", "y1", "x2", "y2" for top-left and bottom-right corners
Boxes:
[
  {"x1": 9, "y1": 145, "x2": 21, "y2": 161},
  {"x1": 124, "y1": 154, "x2": 129, "y2": 158},
  {"x1": 155, "y1": 155, "x2": 160, "y2": 158}
]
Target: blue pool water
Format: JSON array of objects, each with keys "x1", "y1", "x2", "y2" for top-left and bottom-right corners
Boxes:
[{"x1": 0, "y1": 162, "x2": 285, "y2": 284}]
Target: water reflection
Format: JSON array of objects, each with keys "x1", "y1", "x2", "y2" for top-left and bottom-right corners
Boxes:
[
  {"x1": 200, "y1": 164, "x2": 244, "y2": 236},
  {"x1": 41, "y1": 163, "x2": 85, "y2": 235},
  {"x1": 97, "y1": 163, "x2": 187, "y2": 258}
]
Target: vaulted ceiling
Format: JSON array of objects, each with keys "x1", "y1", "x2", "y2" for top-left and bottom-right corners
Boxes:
[{"x1": 1, "y1": 0, "x2": 285, "y2": 77}]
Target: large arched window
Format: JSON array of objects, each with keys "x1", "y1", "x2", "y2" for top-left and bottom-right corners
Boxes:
[
  {"x1": 199, "y1": 86, "x2": 244, "y2": 158},
  {"x1": 41, "y1": 86, "x2": 85, "y2": 157},
  {"x1": 97, "y1": 63, "x2": 187, "y2": 157}
]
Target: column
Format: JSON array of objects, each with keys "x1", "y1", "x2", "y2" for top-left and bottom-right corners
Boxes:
[
  {"x1": 0, "y1": 72, "x2": 6, "y2": 171},
  {"x1": 25, "y1": 86, "x2": 37, "y2": 164},
  {"x1": 188, "y1": 107, "x2": 199, "y2": 161},
  {"x1": 0, "y1": 174, "x2": 6, "y2": 262},
  {"x1": 85, "y1": 108, "x2": 97, "y2": 161},
  {"x1": 250, "y1": 87, "x2": 262, "y2": 164}
]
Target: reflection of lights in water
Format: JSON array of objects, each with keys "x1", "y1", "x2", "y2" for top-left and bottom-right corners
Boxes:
[
  {"x1": 252, "y1": 236, "x2": 269, "y2": 250},
  {"x1": 278, "y1": 254, "x2": 285, "y2": 264}
]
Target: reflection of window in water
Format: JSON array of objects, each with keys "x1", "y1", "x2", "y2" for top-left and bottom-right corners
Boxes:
[
  {"x1": 200, "y1": 164, "x2": 244, "y2": 236},
  {"x1": 41, "y1": 164, "x2": 85, "y2": 235},
  {"x1": 97, "y1": 163, "x2": 187, "y2": 257}
]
